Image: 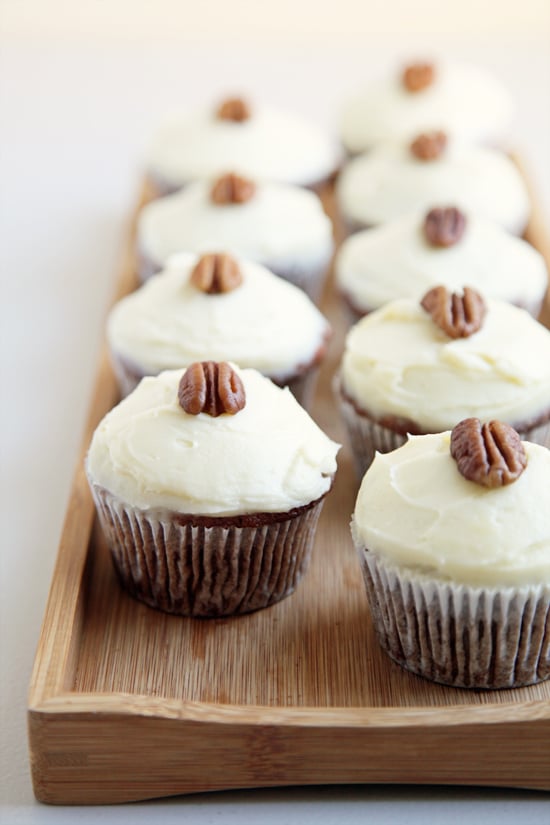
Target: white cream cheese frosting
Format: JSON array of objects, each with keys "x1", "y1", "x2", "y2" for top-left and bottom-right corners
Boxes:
[
  {"x1": 86, "y1": 367, "x2": 339, "y2": 516},
  {"x1": 341, "y1": 297, "x2": 550, "y2": 431},
  {"x1": 340, "y1": 60, "x2": 514, "y2": 154},
  {"x1": 146, "y1": 102, "x2": 340, "y2": 188},
  {"x1": 335, "y1": 212, "x2": 548, "y2": 313},
  {"x1": 352, "y1": 432, "x2": 550, "y2": 588},
  {"x1": 138, "y1": 180, "x2": 334, "y2": 273},
  {"x1": 107, "y1": 254, "x2": 329, "y2": 379},
  {"x1": 336, "y1": 140, "x2": 530, "y2": 235}
]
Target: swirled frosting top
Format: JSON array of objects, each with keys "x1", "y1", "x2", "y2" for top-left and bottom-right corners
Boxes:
[
  {"x1": 340, "y1": 60, "x2": 514, "y2": 153},
  {"x1": 87, "y1": 367, "x2": 339, "y2": 516},
  {"x1": 352, "y1": 431, "x2": 550, "y2": 587},
  {"x1": 341, "y1": 297, "x2": 550, "y2": 431},
  {"x1": 335, "y1": 212, "x2": 547, "y2": 313},
  {"x1": 108, "y1": 254, "x2": 329, "y2": 379},
  {"x1": 138, "y1": 180, "x2": 334, "y2": 272},
  {"x1": 147, "y1": 102, "x2": 340, "y2": 188}
]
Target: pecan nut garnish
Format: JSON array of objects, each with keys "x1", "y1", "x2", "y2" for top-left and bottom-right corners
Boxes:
[
  {"x1": 211, "y1": 172, "x2": 256, "y2": 205},
  {"x1": 450, "y1": 418, "x2": 527, "y2": 488},
  {"x1": 402, "y1": 62, "x2": 435, "y2": 92},
  {"x1": 410, "y1": 130, "x2": 447, "y2": 161},
  {"x1": 424, "y1": 207, "x2": 467, "y2": 247},
  {"x1": 178, "y1": 362, "x2": 246, "y2": 417},
  {"x1": 421, "y1": 285, "x2": 486, "y2": 338},
  {"x1": 190, "y1": 253, "x2": 243, "y2": 294},
  {"x1": 216, "y1": 97, "x2": 251, "y2": 122}
]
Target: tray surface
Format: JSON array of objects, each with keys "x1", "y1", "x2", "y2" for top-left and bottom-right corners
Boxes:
[{"x1": 28, "y1": 172, "x2": 550, "y2": 804}]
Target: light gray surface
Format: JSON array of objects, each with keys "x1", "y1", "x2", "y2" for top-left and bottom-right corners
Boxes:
[{"x1": 1, "y1": 37, "x2": 549, "y2": 823}]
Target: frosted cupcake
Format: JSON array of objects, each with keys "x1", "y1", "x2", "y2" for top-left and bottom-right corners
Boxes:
[
  {"x1": 352, "y1": 421, "x2": 550, "y2": 688},
  {"x1": 146, "y1": 95, "x2": 340, "y2": 195},
  {"x1": 107, "y1": 252, "x2": 331, "y2": 406},
  {"x1": 86, "y1": 364, "x2": 339, "y2": 617},
  {"x1": 137, "y1": 172, "x2": 334, "y2": 301},
  {"x1": 340, "y1": 59, "x2": 514, "y2": 154},
  {"x1": 335, "y1": 207, "x2": 548, "y2": 321},
  {"x1": 338, "y1": 287, "x2": 550, "y2": 476},
  {"x1": 336, "y1": 133, "x2": 530, "y2": 235}
]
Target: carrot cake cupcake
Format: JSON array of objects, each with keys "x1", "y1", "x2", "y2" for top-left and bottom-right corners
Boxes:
[
  {"x1": 336, "y1": 134, "x2": 529, "y2": 235},
  {"x1": 338, "y1": 287, "x2": 550, "y2": 475},
  {"x1": 340, "y1": 59, "x2": 514, "y2": 154},
  {"x1": 352, "y1": 421, "x2": 550, "y2": 688},
  {"x1": 86, "y1": 364, "x2": 339, "y2": 617},
  {"x1": 107, "y1": 252, "x2": 331, "y2": 406},
  {"x1": 146, "y1": 95, "x2": 340, "y2": 194},
  {"x1": 137, "y1": 173, "x2": 334, "y2": 301},
  {"x1": 335, "y1": 207, "x2": 547, "y2": 321}
]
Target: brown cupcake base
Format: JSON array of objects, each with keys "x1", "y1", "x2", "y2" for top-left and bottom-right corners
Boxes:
[
  {"x1": 359, "y1": 547, "x2": 550, "y2": 689},
  {"x1": 337, "y1": 376, "x2": 550, "y2": 477},
  {"x1": 336, "y1": 379, "x2": 419, "y2": 476},
  {"x1": 110, "y1": 331, "x2": 331, "y2": 409},
  {"x1": 90, "y1": 483, "x2": 327, "y2": 617}
]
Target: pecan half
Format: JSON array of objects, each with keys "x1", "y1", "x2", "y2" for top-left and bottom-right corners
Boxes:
[
  {"x1": 178, "y1": 362, "x2": 246, "y2": 417},
  {"x1": 450, "y1": 418, "x2": 527, "y2": 488},
  {"x1": 410, "y1": 130, "x2": 447, "y2": 161},
  {"x1": 216, "y1": 97, "x2": 251, "y2": 122},
  {"x1": 211, "y1": 173, "x2": 256, "y2": 205},
  {"x1": 424, "y1": 207, "x2": 467, "y2": 247},
  {"x1": 402, "y1": 62, "x2": 435, "y2": 92},
  {"x1": 421, "y1": 285, "x2": 486, "y2": 338},
  {"x1": 190, "y1": 253, "x2": 242, "y2": 294}
]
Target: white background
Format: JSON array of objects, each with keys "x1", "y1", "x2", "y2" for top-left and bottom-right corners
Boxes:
[{"x1": 1, "y1": 1, "x2": 550, "y2": 822}]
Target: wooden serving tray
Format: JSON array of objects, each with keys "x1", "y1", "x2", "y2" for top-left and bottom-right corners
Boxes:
[{"x1": 28, "y1": 167, "x2": 550, "y2": 804}]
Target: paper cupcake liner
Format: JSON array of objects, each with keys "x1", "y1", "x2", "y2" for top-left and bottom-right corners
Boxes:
[
  {"x1": 523, "y1": 296, "x2": 545, "y2": 321},
  {"x1": 90, "y1": 483, "x2": 326, "y2": 617},
  {"x1": 284, "y1": 369, "x2": 319, "y2": 410},
  {"x1": 109, "y1": 352, "x2": 145, "y2": 399},
  {"x1": 358, "y1": 548, "x2": 550, "y2": 689},
  {"x1": 271, "y1": 259, "x2": 331, "y2": 304},
  {"x1": 336, "y1": 384, "x2": 409, "y2": 477},
  {"x1": 109, "y1": 350, "x2": 323, "y2": 409},
  {"x1": 336, "y1": 212, "x2": 371, "y2": 237},
  {"x1": 137, "y1": 246, "x2": 330, "y2": 304},
  {"x1": 514, "y1": 417, "x2": 550, "y2": 449},
  {"x1": 337, "y1": 377, "x2": 550, "y2": 478},
  {"x1": 137, "y1": 248, "x2": 160, "y2": 284}
]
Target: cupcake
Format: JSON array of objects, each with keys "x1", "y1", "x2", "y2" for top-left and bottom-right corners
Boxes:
[
  {"x1": 352, "y1": 420, "x2": 550, "y2": 688},
  {"x1": 86, "y1": 363, "x2": 339, "y2": 617},
  {"x1": 137, "y1": 173, "x2": 334, "y2": 301},
  {"x1": 338, "y1": 287, "x2": 550, "y2": 476},
  {"x1": 107, "y1": 252, "x2": 331, "y2": 406},
  {"x1": 336, "y1": 133, "x2": 530, "y2": 235},
  {"x1": 335, "y1": 207, "x2": 548, "y2": 322},
  {"x1": 146, "y1": 95, "x2": 340, "y2": 195},
  {"x1": 340, "y1": 59, "x2": 514, "y2": 154}
]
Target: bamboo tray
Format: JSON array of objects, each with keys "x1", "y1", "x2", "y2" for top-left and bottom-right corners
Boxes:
[{"x1": 28, "y1": 166, "x2": 550, "y2": 805}]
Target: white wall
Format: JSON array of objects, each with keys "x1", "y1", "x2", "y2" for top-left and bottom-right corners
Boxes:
[{"x1": 2, "y1": 0, "x2": 549, "y2": 44}]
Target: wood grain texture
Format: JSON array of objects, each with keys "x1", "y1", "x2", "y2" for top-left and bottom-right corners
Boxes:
[{"x1": 28, "y1": 170, "x2": 550, "y2": 804}]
